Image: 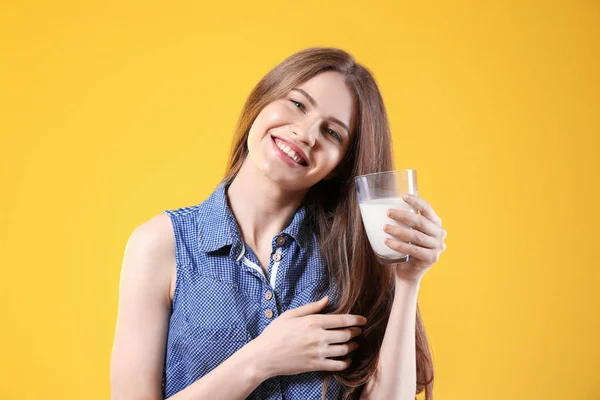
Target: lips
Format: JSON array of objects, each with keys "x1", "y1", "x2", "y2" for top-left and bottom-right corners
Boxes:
[{"x1": 271, "y1": 135, "x2": 309, "y2": 166}]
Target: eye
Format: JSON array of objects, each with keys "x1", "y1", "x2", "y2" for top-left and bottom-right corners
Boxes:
[
  {"x1": 289, "y1": 99, "x2": 306, "y2": 112},
  {"x1": 325, "y1": 127, "x2": 342, "y2": 142}
]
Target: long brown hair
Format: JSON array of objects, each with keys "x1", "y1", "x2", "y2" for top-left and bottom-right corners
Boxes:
[{"x1": 223, "y1": 47, "x2": 434, "y2": 400}]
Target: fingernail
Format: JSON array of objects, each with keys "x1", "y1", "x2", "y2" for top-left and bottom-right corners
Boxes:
[{"x1": 402, "y1": 193, "x2": 410, "y2": 200}]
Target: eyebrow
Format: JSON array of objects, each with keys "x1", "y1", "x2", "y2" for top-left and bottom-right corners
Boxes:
[{"x1": 291, "y1": 88, "x2": 350, "y2": 134}]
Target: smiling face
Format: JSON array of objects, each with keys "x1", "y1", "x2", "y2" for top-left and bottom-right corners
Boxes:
[{"x1": 246, "y1": 71, "x2": 357, "y2": 191}]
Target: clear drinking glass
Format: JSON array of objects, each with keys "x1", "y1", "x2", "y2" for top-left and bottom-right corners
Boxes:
[{"x1": 355, "y1": 169, "x2": 418, "y2": 265}]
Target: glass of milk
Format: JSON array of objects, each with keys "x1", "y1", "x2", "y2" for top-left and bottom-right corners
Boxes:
[{"x1": 355, "y1": 169, "x2": 418, "y2": 264}]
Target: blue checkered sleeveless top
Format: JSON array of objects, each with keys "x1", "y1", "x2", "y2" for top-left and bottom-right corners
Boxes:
[{"x1": 161, "y1": 179, "x2": 343, "y2": 399}]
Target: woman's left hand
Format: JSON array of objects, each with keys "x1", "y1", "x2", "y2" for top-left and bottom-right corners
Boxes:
[{"x1": 384, "y1": 193, "x2": 447, "y2": 284}]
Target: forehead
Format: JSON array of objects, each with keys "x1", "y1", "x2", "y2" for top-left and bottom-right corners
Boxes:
[{"x1": 295, "y1": 71, "x2": 356, "y2": 131}]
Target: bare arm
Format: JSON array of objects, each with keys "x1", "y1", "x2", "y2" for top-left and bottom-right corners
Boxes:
[
  {"x1": 109, "y1": 214, "x2": 269, "y2": 400},
  {"x1": 359, "y1": 279, "x2": 420, "y2": 400},
  {"x1": 360, "y1": 193, "x2": 446, "y2": 399},
  {"x1": 110, "y1": 214, "x2": 174, "y2": 399}
]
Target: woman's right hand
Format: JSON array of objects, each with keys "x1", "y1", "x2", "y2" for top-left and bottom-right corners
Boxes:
[{"x1": 251, "y1": 296, "x2": 367, "y2": 378}]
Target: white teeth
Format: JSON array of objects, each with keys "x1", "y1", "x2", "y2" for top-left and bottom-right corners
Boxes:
[{"x1": 275, "y1": 139, "x2": 304, "y2": 164}]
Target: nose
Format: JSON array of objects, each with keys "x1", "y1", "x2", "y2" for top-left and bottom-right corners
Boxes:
[{"x1": 291, "y1": 117, "x2": 319, "y2": 147}]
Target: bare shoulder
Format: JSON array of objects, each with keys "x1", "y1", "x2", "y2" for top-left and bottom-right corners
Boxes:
[
  {"x1": 129, "y1": 213, "x2": 174, "y2": 254},
  {"x1": 123, "y1": 213, "x2": 177, "y2": 301}
]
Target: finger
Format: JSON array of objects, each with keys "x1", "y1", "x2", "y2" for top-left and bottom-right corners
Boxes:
[
  {"x1": 311, "y1": 314, "x2": 367, "y2": 329},
  {"x1": 325, "y1": 327, "x2": 363, "y2": 344},
  {"x1": 384, "y1": 238, "x2": 440, "y2": 264},
  {"x1": 284, "y1": 296, "x2": 329, "y2": 318},
  {"x1": 383, "y1": 224, "x2": 437, "y2": 249},
  {"x1": 402, "y1": 193, "x2": 442, "y2": 226},
  {"x1": 387, "y1": 208, "x2": 441, "y2": 237},
  {"x1": 324, "y1": 342, "x2": 359, "y2": 358},
  {"x1": 319, "y1": 358, "x2": 352, "y2": 372}
]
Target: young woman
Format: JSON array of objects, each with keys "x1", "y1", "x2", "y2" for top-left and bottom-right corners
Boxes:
[{"x1": 110, "y1": 47, "x2": 447, "y2": 400}]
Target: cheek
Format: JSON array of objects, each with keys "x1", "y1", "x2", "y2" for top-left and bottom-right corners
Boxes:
[
  {"x1": 265, "y1": 105, "x2": 290, "y2": 126},
  {"x1": 317, "y1": 146, "x2": 344, "y2": 172},
  {"x1": 247, "y1": 103, "x2": 293, "y2": 161},
  {"x1": 250, "y1": 103, "x2": 293, "y2": 137}
]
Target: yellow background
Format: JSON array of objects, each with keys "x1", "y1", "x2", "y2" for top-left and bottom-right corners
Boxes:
[{"x1": 1, "y1": 0, "x2": 598, "y2": 399}]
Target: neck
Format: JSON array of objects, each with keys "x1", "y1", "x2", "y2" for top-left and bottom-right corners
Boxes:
[{"x1": 226, "y1": 157, "x2": 308, "y2": 249}]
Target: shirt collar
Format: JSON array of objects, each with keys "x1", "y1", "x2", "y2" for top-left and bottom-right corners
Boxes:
[{"x1": 196, "y1": 179, "x2": 312, "y2": 256}]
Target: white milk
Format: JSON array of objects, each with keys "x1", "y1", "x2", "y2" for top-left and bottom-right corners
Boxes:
[{"x1": 359, "y1": 197, "x2": 416, "y2": 260}]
